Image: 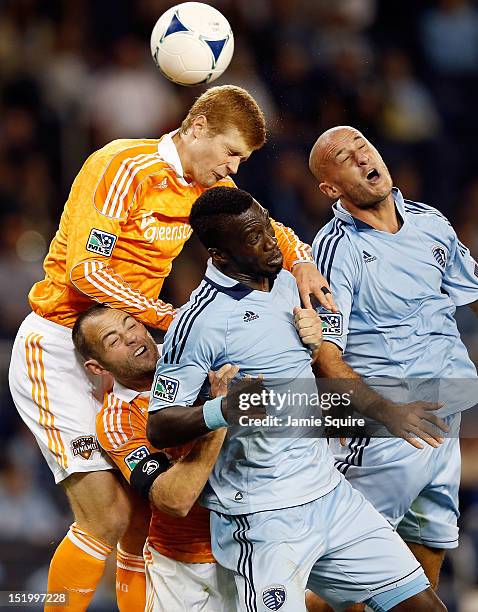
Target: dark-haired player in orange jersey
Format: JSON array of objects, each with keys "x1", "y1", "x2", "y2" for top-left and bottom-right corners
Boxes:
[{"x1": 72, "y1": 304, "x2": 237, "y2": 611}]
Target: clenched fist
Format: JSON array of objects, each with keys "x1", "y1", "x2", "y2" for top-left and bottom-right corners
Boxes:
[{"x1": 293, "y1": 307, "x2": 323, "y2": 355}]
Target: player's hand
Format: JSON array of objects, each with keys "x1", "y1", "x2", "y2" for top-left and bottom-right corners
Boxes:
[
  {"x1": 293, "y1": 307, "x2": 322, "y2": 356},
  {"x1": 221, "y1": 375, "x2": 267, "y2": 425},
  {"x1": 291, "y1": 262, "x2": 338, "y2": 312},
  {"x1": 382, "y1": 401, "x2": 449, "y2": 449},
  {"x1": 208, "y1": 364, "x2": 240, "y2": 399}
]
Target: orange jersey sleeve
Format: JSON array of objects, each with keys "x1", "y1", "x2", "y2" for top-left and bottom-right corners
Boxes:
[
  {"x1": 271, "y1": 219, "x2": 313, "y2": 271},
  {"x1": 96, "y1": 392, "x2": 153, "y2": 482},
  {"x1": 29, "y1": 137, "x2": 235, "y2": 329}
]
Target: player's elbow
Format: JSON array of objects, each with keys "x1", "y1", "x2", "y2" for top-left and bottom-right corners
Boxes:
[
  {"x1": 164, "y1": 500, "x2": 193, "y2": 518},
  {"x1": 153, "y1": 485, "x2": 196, "y2": 518}
]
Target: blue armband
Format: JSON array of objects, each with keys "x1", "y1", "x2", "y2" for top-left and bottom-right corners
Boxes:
[{"x1": 203, "y1": 397, "x2": 228, "y2": 430}]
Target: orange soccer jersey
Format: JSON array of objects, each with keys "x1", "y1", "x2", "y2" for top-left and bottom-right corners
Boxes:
[
  {"x1": 96, "y1": 386, "x2": 214, "y2": 564},
  {"x1": 29, "y1": 132, "x2": 312, "y2": 330}
]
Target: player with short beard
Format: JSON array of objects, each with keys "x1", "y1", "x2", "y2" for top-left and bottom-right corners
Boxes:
[
  {"x1": 307, "y1": 125, "x2": 478, "y2": 611},
  {"x1": 72, "y1": 304, "x2": 239, "y2": 611}
]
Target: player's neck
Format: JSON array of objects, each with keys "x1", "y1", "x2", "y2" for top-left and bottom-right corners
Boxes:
[
  {"x1": 342, "y1": 192, "x2": 401, "y2": 233},
  {"x1": 116, "y1": 375, "x2": 153, "y2": 394},
  {"x1": 215, "y1": 264, "x2": 272, "y2": 291}
]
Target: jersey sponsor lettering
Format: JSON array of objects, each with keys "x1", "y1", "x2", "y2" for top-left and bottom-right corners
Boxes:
[{"x1": 140, "y1": 212, "x2": 193, "y2": 244}]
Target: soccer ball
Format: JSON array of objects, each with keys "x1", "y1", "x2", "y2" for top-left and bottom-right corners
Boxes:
[{"x1": 150, "y1": 2, "x2": 234, "y2": 86}]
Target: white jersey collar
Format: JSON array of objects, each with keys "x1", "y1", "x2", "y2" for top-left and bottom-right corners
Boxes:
[
  {"x1": 157, "y1": 129, "x2": 190, "y2": 186},
  {"x1": 112, "y1": 381, "x2": 149, "y2": 403}
]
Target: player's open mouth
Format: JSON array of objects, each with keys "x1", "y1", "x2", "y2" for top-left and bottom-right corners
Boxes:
[
  {"x1": 213, "y1": 171, "x2": 224, "y2": 181},
  {"x1": 134, "y1": 346, "x2": 147, "y2": 357},
  {"x1": 366, "y1": 168, "x2": 380, "y2": 182}
]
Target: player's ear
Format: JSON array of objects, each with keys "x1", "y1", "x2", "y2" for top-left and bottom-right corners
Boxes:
[
  {"x1": 319, "y1": 181, "x2": 339, "y2": 199},
  {"x1": 84, "y1": 358, "x2": 107, "y2": 377},
  {"x1": 191, "y1": 115, "x2": 208, "y2": 139},
  {"x1": 208, "y1": 247, "x2": 227, "y2": 267}
]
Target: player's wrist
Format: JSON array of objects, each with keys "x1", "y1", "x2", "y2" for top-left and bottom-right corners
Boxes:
[
  {"x1": 365, "y1": 397, "x2": 393, "y2": 423},
  {"x1": 203, "y1": 397, "x2": 228, "y2": 430},
  {"x1": 291, "y1": 260, "x2": 315, "y2": 270}
]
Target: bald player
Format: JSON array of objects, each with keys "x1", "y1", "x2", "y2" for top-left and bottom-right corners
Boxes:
[{"x1": 307, "y1": 126, "x2": 478, "y2": 610}]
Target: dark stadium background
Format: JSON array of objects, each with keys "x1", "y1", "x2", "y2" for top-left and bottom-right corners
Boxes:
[{"x1": 0, "y1": 1, "x2": 477, "y2": 610}]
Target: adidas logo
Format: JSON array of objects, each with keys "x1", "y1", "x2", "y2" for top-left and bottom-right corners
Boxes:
[
  {"x1": 243, "y1": 310, "x2": 259, "y2": 322},
  {"x1": 154, "y1": 178, "x2": 168, "y2": 190},
  {"x1": 362, "y1": 250, "x2": 377, "y2": 263}
]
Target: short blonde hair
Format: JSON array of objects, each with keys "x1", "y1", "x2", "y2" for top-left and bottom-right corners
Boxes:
[{"x1": 181, "y1": 85, "x2": 266, "y2": 150}]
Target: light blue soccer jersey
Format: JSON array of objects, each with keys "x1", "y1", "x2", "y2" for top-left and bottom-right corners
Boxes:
[
  {"x1": 312, "y1": 188, "x2": 478, "y2": 417},
  {"x1": 149, "y1": 261, "x2": 340, "y2": 515}
]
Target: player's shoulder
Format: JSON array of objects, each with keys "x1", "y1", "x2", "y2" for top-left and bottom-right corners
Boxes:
[
  {"x1": 403, "y1": 198, "x2": 451, "y2": 226},
  {"x1": 163, "y1": 279, "x2": 230, "y2": 349},
  {"x1": 91, "y1": 139, "x2": 172, "y2": 219},
  {"x1": 96, "y1": 391, "x2": 135, "y2": 451},
  {"x1": 276, "y1": 268, "x2": 299, "y2": 293},
  {"x1": 214, "y1": 176, "x2": 236, "y2": 188},
  {"x1": 92, "y1": 138, "x2": 162, "y2": 164},
  {"x1": 312, "y1": 217, "x2": 357, "y2": 266}
]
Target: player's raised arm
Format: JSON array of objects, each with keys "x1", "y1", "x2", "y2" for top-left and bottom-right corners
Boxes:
[
  {"x1": 271, "y1": 218, "x2": 337, "y2": 311},
  {"x1": 314, "y1": 341, "x2": 449, "y2": 449}
]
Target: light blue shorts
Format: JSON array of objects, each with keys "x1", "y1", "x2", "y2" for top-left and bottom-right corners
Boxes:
[
  {"x1": 331, "y1": 413, "x2": 461, "y2": 549},
  {"x1": 210, "y1": 478, "x2": 428, "y2": 611}
]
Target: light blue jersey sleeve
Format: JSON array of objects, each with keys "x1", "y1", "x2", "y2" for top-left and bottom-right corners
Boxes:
[
  {"x1": 442, "y1": 229, "x2": 478, "y2": 306},
  {"x1": 148, "y1": 297, "x2": 226, "y2": 412},
  {"x1": 312, "y1": 222, "x2": 359, "y2": 351}
]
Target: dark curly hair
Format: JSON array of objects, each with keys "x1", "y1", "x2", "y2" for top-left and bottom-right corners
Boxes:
[{"x1": 190, "y1": 186, "x2": 254, "y2": 250}]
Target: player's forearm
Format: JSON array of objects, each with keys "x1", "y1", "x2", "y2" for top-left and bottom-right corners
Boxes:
[
  {"x1": 314, "y1": 341, "x2": 392, "y2": 422},
  {"x1": 149, "y1": 429, "x2": 226, "y2": 517},
  {"x1": 70, "y1": 259, "x2": 175, "y2": 329},
  {"x1": 147, "y1": 405, "x2": 212, "y2": 449},
  {"x1": 470, "y1": 300, "x2": 478, "y2": 317},
  {"x1": 271, "y1": 219, "x2": 313, "y2": 271}
]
